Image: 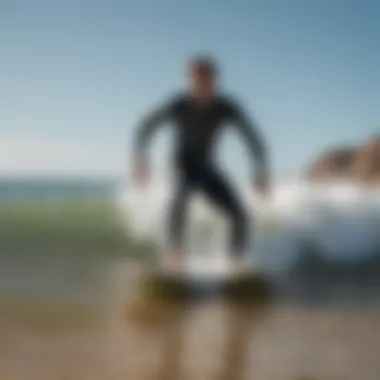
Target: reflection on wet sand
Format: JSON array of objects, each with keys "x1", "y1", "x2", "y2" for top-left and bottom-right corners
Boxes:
[
  {"x1": 0, "y1": 256, "x2": 379, "y2": 380},
  {"x1": 145, "y1": 297, "x2": 268, "y2": 380},
  {"x1": 217, "y1": 300, "x2": 263, "y2": 380},
  {"x1": 154, "y1": 302, "x2": 185, "y2": 380}
]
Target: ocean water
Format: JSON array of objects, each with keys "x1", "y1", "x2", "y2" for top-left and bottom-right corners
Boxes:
[
  {"x1": 0, "y1": 178, "x2": 132, "y2": 306},
  {"x1": 2, "y1": 177, "x2": 380, "y2": 265},
  {"x1": 0, "y1": 178, "x2": 379, "y2": 380},
  {"x1": 121, "y1": 179, "x2": 380, "y2": 275},
  {"x1": 1, "y1": 176, "x2": 380, "y2": 300},
  {"x1": 0, "y1": 178, "x2": 118, "y2": 199}
]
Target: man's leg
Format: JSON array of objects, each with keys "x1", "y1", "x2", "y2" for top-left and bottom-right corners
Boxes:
[
  {"x1": 166, "y1": 169, "x2": 194, "y2": 268},
  {"x1": 199, "y1": 166, "x2": 249, "y2": 260}
]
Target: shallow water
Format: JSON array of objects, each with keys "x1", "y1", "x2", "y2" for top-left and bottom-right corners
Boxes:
[
  {"x1": 1, "y1": 184, "x2": 380, "y2": 379},
  {"x1": 0, "y1": 253, "x2": 379, "y2": 380}
]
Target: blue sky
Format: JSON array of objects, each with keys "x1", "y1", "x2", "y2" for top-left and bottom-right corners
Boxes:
[{"x1": 0, "y1": 0, "x2": 379, "y2": 179}]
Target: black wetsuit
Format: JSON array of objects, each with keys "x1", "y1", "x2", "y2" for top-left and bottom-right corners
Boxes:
[{"x1": 133, "y1": 93, "x2": 269, "y2": 257}]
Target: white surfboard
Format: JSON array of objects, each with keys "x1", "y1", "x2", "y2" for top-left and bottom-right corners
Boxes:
[{"x1": 155, "y1": 253, "x2": 261, "y2": 284}]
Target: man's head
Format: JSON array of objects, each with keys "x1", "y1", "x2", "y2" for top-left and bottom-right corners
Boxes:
[{"x1": 187, "y1": 55, "x2": 219, "y2": 101}]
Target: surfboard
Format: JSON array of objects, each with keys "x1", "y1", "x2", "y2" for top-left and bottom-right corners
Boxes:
[
  {"x1": 158, "y1": 255, "x2": 258, "y2": 281},
  {"x1": 140, "y1": 255, "x2": 272, "y2": 300}
]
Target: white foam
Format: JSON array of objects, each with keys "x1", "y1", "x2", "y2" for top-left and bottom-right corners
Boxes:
[{"x1": 118, "y1": 179, "x2": 380, "y2": 265}]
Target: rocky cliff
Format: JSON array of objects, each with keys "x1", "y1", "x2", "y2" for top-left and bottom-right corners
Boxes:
[{"x1": 306, "y1": 136, "x2": 380, "y2": 185}]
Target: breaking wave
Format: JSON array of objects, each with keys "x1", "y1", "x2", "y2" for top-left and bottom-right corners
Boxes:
[{"x1": 120, "y1": 179, "x2": 380, "y2": 272}]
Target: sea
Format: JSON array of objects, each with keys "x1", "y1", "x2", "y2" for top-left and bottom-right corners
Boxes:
[
  {"x1": 0, "y1": 177, "x2": 379, "y2": 380},
  {"x1": 3, "y1": 176, "x2": 380, "y2": 269},
  {"x1": 0, "y1": 177, "x2": 118, "y2": 200}
]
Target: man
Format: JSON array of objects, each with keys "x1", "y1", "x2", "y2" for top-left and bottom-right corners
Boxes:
[{"x1": 132, "y1": 55, "x2": 271, "y2": 273}]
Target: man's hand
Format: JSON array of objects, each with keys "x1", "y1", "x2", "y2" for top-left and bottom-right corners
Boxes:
[
  {"x1": 253, "y1": 170, "x2": 271, "y2": 198},
  {"x1": 132, "y1": 158, "x2": 151, "y2": 187}
]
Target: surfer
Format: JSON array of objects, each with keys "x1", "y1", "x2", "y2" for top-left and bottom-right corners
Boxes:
[{"x1": 132, "y1": 55, "x2": 271, "y2": 273}]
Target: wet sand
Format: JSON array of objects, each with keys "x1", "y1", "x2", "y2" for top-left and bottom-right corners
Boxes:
[{"x1": 0, "y1": 257, "x2": 379, "y2": 380}]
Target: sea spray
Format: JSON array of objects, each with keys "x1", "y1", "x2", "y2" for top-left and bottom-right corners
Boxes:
[{"x1": 119, "y1": 179, "x2": 380, "y2": 270}]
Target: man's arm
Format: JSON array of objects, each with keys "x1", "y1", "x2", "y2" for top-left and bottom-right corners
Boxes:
[
  {"x1": 131, "y1": 98, "x2": 175, "y2": 185},
  {"x1": 228, "y1": 100, "x2": 270, "y2": 179},
  {"x1": 133, "y1": 99, "x2": 174, "y2": 163}
]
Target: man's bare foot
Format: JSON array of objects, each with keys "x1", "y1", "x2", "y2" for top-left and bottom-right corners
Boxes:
[
  {"x1": 230, "y1": 255, "x2": 250, "y2": 277},
  {"x1": 164, "y1": 250, "x2": 185, "y2": 272}
]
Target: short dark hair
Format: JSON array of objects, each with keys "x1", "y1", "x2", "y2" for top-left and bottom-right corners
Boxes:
[{"x1": 188, "y1": 55, "x2": 219, "y2": 77}]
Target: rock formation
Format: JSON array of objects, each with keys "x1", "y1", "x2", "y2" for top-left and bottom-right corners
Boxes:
[{"x1": 306, "y1": 135, "x2": 380, "y2": 185}]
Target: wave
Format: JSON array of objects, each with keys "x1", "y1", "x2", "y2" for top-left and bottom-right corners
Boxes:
[
  {"x1": 119, "y1": 179, "x2": 380, "y2": 272},
  {"x1": 2, "y1": 178, "x2": 380, "y2": 275},
  {"x1": 0, "y1": 199, "x2": 130, "y2": 254}
]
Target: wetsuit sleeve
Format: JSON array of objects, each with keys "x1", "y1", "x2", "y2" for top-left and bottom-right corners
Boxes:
[
  {"x1": 133, "y1": 98, "x2": 175, "y2": 162},
  {"x1": 227, "y1": 100, "x2": 269, "y2": 176}
]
